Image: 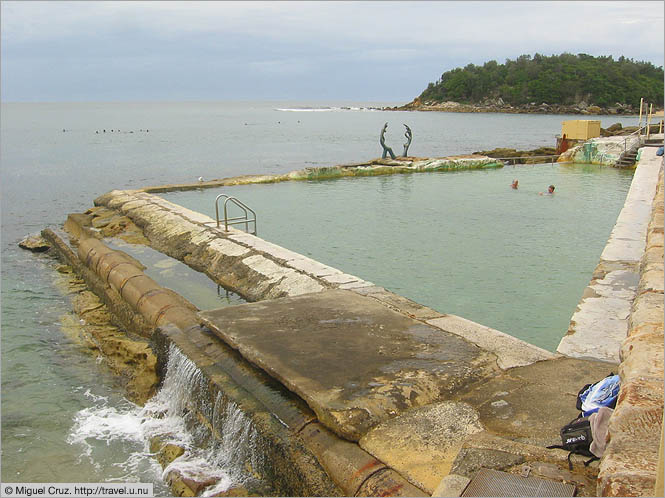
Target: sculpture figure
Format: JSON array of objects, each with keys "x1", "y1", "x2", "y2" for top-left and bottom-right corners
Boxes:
[
  {"x1": 402, "y1": 124, "x2": 413, "y2": 157},
  {"x1": 380, "y1": 122, "x2": 396, "y2": 159}
]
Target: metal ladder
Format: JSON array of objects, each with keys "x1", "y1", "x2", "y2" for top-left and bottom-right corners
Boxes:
[{"x1": 215, "y1": 194, "x2": 257, "y2": 235}]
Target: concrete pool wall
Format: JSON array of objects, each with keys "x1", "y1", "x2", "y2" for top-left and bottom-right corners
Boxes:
[
  {"x1": 558, "y1": 145, "x2": 663, "y2": 363},
  {"x1": 44, "y1": 151, "x2": 663, "y2": 496}
]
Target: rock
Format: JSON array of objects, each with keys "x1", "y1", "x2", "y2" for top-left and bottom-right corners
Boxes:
[
  {"x1": 150, "y1": 437, "x2": 186, "y2": 468},
  {"x1": 210, "y1": 486, "x2": 253, "y2": 497},
  {"x1": 18, "y1": 234, "x2": 50, "y2": 252}
]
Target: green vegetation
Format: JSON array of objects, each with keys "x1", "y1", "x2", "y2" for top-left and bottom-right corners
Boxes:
[{"x1": 419, "y1": 53, "x2": 663, "y2": 107}]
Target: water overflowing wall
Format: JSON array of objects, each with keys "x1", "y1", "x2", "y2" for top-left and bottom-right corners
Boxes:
[
  {"x1": 66, "y1": 341, "x2": 267, "y2": 496},
  {"x1": 150, "y1": 343, "x2": 267, "y2": 496},
  {"x1": 42, "y1": 227, "x2": 345, "y2": 496},
  {"x1": 150, "y1": 325, "x2": 347, "y2": 496}
]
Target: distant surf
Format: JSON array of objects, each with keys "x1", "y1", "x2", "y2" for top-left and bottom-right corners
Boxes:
[{"x1": 275, "y1": 106, "x2": 377, "y2": 112}]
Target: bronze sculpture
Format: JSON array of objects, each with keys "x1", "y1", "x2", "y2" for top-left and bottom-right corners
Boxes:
[
  {"x1": 380, "y1": 122, "x2": 396, "y2": 159},
  {"x1": 403, "y1": 124, "x2": 412, "y2": 157}
]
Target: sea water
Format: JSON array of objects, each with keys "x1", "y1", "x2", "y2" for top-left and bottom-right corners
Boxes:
[{"x1": 0, "y1": 101, "x2": 638, "y2": 490}]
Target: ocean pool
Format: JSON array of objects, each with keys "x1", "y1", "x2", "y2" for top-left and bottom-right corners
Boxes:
[{"x1": 160, "y1": 163, "x2": 634, "y2": 352}]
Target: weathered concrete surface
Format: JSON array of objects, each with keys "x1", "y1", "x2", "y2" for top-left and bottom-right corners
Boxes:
[
  {"x1": 200, "y1": 289, "x2": 499, "y2": 442},
  {"x1": 598, "y1": 157, "x2": 664, "y2": 497},
  {"x1": 558, "y1": 146, "x2": 663, "y2": 362},
  {"x1": 427, "y1": 314, "x2": 555, "y2": 370},
  {"x1": 358, "y1": 401, "x2": 483, "y2": 494},
  {"x1": 391, "y1": 358, "x2": 616, "y2": 493},
  {"x1": 150, "y1": 324, "x2": 345, "y2": 497},
  {"x1": 558, "y1": 135, "x2": 643, "y2": 166},
  {"x1": 456, "y1": 357, "x2": 615, "y2": 448}
]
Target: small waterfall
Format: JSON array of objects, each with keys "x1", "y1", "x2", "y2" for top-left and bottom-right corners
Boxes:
[{"x1": 68, "y1": 342, "x2": 267, "y2": 496}]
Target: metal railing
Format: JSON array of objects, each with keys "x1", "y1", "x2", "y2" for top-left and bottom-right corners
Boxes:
[
  {"x1": 214, "y1": 193, "x2": 257, "y2": 235},
  {"x1": 491, "y1": 154, "x2": 561, "y2": 165},
  {"x1": 622, "y1": 126, "x2": 645, "y2": 153}
]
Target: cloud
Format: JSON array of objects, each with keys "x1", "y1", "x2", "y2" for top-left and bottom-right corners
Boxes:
[{"x1": 1, "y1": 1, "x2": 662, "y2": 101}]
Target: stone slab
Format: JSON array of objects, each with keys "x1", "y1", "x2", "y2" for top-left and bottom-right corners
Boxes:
[
  {"x1": 431, "y1": 475, "x2": 470, "y2": 497},
  {"x1": 199, "y1": 289, "x2": 498, "y2": 441},
  {"x1": 358, "y1": 401, "x2": 483, "y2": 494},
  {"x1": 558, "y1": 264, "x2": 640, "y2": 363}
]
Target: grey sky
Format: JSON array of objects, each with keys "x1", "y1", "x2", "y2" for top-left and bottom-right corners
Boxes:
[{"x1": 1, "y1": 1, "x2": 663, "y2": 102}]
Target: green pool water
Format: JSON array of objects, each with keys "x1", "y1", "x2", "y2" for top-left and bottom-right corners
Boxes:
[{"x1": 162, "y1": 163, "x2": 634, "y2": 351}]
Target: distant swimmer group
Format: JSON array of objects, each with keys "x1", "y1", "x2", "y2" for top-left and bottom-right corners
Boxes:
[
  {"x1": 95, "y1": 129, "x2": 149, "y2": 134},
  {"x1": 510, "y1": 179, "x2": 555, "y2": 195}
]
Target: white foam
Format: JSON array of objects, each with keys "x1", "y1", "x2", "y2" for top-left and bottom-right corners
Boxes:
[
  {"x1": 67, "y1": 344, "x2": 259, "y2": 493},
  {"x1": 275, "y1": 107, "x2": 335, "y2": 112},
  {"x1": 275, "y1": 106, "x2": 377, "y2": 113}
]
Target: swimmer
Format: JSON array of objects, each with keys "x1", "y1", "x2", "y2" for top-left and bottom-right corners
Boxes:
[
  {"x1": 539, "y1": 185, "x2": 555, "y2": 195},
  {"x1": 511, "y1": 179, "x2": 519, "y2": 189}
]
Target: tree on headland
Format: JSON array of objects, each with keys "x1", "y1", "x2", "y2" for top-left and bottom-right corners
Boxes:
[{"x1": 418, "y1": 53, "x2": 663, "y2": 108}]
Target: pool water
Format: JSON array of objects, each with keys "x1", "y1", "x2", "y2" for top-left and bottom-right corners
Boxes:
[
  {"x1": 162, "y1": 163, "x2": 634, "y2": 352},
  {"x1": 104, "y1": 238, "x2": 245, "y2": 310}
]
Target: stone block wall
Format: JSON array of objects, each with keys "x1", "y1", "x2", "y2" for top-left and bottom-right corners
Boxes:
[{"x1": 598, "y1": 162, "x2": 664, "y2": 496}]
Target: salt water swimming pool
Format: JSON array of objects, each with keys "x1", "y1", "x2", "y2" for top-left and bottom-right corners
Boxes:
[{"x1": 161, "y1": 162, "x2": 634, "y2": 352}]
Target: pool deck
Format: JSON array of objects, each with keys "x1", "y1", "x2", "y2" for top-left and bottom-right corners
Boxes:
[{"x1": 47, "y1": 150, "x2": 664, "y2": 496}]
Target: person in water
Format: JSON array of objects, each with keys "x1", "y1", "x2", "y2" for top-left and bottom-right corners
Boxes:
[
  {"x1": 539, "y1": 185, "x2": 555, "y2": 195},
  {"x1": 511, "y1": 179, "x2": 519, "y2": 189}
]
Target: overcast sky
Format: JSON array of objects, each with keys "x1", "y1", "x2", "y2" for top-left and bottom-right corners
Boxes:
[{"x1": 1, "y1": 1, "x2": 663, "y2": 103}]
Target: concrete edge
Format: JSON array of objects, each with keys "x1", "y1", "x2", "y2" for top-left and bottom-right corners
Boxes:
[
  {"x1": 427, "y1": 314, "x2": 555, "y2": 370},
  {"x1": 557, "y1": 147, "x2": 663, "y2": 362},
  {"x1": 597, "y1": 157, "x2": 664, "y2": 497}
]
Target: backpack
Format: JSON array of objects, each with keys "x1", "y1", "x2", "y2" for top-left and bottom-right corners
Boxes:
[
  {"x1": 548, "y1": 415, "x2": 597, "y2": 469},
  {"x1": 548, "y1": 373, "x2": 620, "y2": 469},
  {"x1": 576, "y1": 373, "x2": 620, "y2": 416}
]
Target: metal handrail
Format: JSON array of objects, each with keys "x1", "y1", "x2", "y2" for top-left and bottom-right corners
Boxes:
[
  {"x1": 491, "y1": 154, "x2": 561, "y2": 165},
  {"x1": 623, "y1": 126, "x2": 646, "y2": 153},
  {"x1": 214, "y1": 193, "x2": 257, "y2": 235}
]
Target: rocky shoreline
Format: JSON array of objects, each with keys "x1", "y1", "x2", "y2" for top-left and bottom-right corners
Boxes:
[{"x1": 388, "y1": 97, "x2": 639, "y2": 115}]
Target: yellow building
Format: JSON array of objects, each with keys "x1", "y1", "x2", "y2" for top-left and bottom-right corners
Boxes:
[{"x1": 561, "y1": 120, "x2": 601, "y2": 140}]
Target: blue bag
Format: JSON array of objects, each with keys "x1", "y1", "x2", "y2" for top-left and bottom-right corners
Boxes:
[{"x1": 577, "y1": 374, "x2": 620, "y2": 417}]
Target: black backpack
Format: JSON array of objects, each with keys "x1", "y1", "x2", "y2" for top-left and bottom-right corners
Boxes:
[
  {"x1": 547, "y1": 415, "x2": 599, "y2": 469},
  {"x1": 548, "y1": 373, "x2": 619, "y2": 469}
]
